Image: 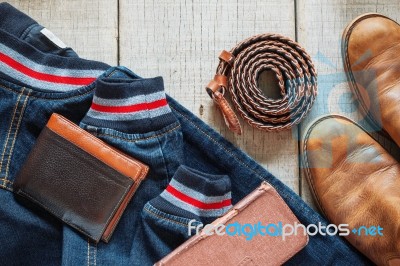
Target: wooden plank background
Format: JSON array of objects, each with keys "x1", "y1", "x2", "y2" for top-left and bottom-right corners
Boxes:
[{"x1": 6, "y1": 0, "x2": 400, "y2": 208}]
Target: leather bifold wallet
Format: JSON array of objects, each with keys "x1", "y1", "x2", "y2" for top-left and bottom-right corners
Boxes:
[
  {"x1": 14, "y1": 113, "x2": 149, "y2": 243},
  {"x1": 155, "y1": 182, "x2": 308, "y2": 266}
]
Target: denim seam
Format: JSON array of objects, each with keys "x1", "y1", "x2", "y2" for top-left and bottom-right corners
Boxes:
[
  {"x1": 4, "y1": 90, "x2": 30, "y2": 181},
  {"x1": 0, "y1": 88, "x2": 29, "y2": 189},
  {"x1": 143, "y1": 206, "x2": 189, "y2": 228},
  {"x1": 94, "y1": 243, "x2": 97, "y2": 266},
  {"x1": 0, "y1": 84, "x2": 95, "y2": 100},
  {"x1": 105, "y1": 69, "x2": 118, "y2": 78},
  {"x1": 0, "y1": 88, "x2": 23, "y2": 174},
  {"x1": 87, "y1": 239, "x2": 90, "y2": 266},
  {"x1": 0, "y1": 178, "x2": 14, "y2": 192},
  {"x1": 88, "y1": 241, "x2": 97, "y2": 266},
  {"x1": 0, "y1": 178, "x2": 12, "y2": 184},
  {"x1": 0, "y1": 183, "x2": 12, "y2": 191},
  {"x1": 155, "y1": 136, "x2": 171, "y2": 183},
  {"x1": 19, "y1": 23, "x2": 37, "y2": 39},
  {"x1": 94, "y1": 124, "x2": 181, "y2": 142}
]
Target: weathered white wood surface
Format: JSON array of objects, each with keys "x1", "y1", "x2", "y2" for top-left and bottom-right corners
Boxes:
[
  {"x1": 297, "y1": 0, "x2": 400, "y2": 208},
  {"x1": 7, "y1": 0, "x2": 118, "y2": 65},
  {"x1": 7, "y1": 0, "x2": 400, "y2": 208}
]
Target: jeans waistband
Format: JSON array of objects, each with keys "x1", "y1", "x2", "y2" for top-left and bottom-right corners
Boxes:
[
  {"x1": 0, "y1": 2, "x2": 37, "y2": 38},
  {"x1": 0, "y1": 3, "x2": 110, "y2": 97},
  {"x1": 0, "y1": 3, "x2": 176, "y2": 132}
]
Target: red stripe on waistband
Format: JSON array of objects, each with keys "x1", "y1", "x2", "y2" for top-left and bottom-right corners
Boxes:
[
  {"x1": 90, "y1": 98, "x2": 168, "y2": 113},
  {"x1": 0, "y1": 52, "x2": 96, "y2": 85}
]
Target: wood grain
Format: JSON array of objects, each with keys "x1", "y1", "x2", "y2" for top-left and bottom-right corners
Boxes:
[
  {"x1": 119, "y1": 0, "x2": 300, "y2": 193},
  {"x1": 5, "y1": 0, "x2": 118, "y2": 65},
  {"x1": 297, "y1": 0, "x2": 400, "y2": 208}
]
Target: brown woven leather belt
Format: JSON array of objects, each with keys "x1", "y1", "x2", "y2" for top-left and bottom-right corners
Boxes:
[{"x1": 206, "y1": 34, "x2": 318, "y2": 135}]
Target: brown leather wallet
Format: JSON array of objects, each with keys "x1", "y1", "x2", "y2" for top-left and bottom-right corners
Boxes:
[
  {"x1": 155, "y1": 182, "x2": 308, "y2": 266},
  {"x1": 14, "y1": 113, "x2": 149, "y2": 243}
]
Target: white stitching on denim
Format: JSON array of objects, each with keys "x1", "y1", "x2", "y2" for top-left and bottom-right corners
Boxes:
[
  {"x1": 143, "y1": 207, "x2": 189, "y2": 228},
  {"x1": 93, "y1": 242, "x2": 97, "y2": 266},
  {"x1": 89, "y1": 241, "x2": 93, "y2": 266},
  {"x1": 0, "y1": 179, "x2": 13, "y2": 191},
  {"x1": 0, "y1": 178, "x2": 13, "y2": 184},
  {"x1": 0, "y1": 84, "x2": 95, "y2": 100},
  {"x1": 0, "y1": 183, "x2": 12, "y2": 191},
  {"x1": 0, "y1": 88, "x2": 23, "y2": 175},
  {"x1": 94, "y1": 124, "x2": 181, "y2": 142},
  {"x1": 4, "y1": 90, "x2": 30, "y2": 181},
  {"x1": 87, "y1": 239, "x2": 90, "y2": 266}
]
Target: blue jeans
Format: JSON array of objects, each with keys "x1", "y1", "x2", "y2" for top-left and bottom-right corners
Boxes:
[{"x1": 0, "y1": 3, "x2": 370, "y2": 265}]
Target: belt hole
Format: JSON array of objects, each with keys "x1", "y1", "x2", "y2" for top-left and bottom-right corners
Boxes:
[{"x1": 257, "y1": 70, "x2": 282, "y2": 100}]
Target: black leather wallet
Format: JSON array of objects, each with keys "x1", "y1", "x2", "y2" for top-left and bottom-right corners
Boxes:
[{"x1": 14, "y1": 113, "x2": 149, "y2": 243}]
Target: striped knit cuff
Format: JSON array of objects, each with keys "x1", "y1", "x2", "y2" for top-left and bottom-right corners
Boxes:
[
  {"x1": 149, "y1": 166, "x2": 233, "y2": 224},
  {"x1": 81, "y1": 72, "x2": 177, "y2": 133}
]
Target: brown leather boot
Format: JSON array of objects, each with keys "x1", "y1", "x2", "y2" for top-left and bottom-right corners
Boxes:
[
  {"x1": 342, "y1": 13, "x2": 400, "y2": 147},
  {"x1": 302, "y1": 115, "x2": 400, "y2": 266}
]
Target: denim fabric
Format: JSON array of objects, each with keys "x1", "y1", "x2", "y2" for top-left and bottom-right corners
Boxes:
[
  {"x1": 0, "y1": 2, "x2": 372, "y2": 266},
  {"x1": 0, "y1": 4, "x2": 109, "y2": 265}
]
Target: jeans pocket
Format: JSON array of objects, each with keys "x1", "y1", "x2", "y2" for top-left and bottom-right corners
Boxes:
[
  {"x1": 142, "y1": 201, "x2": 201, "y2": 238},
  {"x1": 141, "y1": 202, "x2": 201, "y2": 259}
]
